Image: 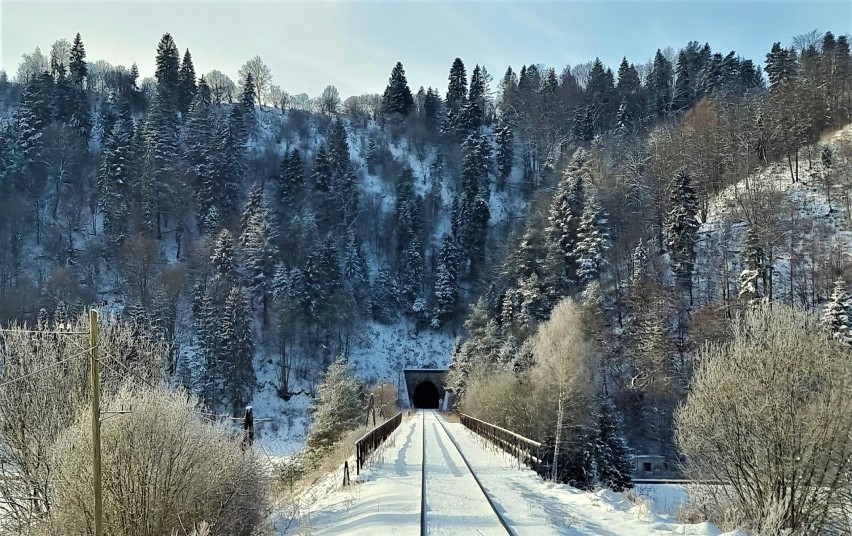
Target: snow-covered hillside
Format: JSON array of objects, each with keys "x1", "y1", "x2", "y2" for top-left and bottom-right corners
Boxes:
[{"x1": 694, "y1": 124, "x2": 852, "y2": 307}]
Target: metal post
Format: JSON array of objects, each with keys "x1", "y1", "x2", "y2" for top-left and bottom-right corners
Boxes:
[{"x1": 89, "y1": 309, "x2": 103, "y2": 536}]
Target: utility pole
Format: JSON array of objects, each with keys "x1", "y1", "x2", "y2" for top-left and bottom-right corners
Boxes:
[{"x1": 89, "y1": 309, "x2": 103, "y2": 536}]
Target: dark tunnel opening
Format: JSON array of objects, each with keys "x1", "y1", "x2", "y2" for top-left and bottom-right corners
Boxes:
[{"x1": 412, "y1": 381, "x2": 440, "y2": 409}]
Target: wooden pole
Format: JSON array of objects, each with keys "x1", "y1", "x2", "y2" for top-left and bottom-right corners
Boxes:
[{"x1": 89, "y1": 309, "x2": 103, "y2": 536}]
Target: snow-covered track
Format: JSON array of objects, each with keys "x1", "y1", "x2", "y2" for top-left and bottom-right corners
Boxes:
[{"x1": 421, "y1": 410, "x2": 514, "y2": 535}]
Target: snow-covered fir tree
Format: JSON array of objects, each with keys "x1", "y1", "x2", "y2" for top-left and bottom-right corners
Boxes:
[{"x1": 822, "y1": 279, "x2": 852, "y2": 346}]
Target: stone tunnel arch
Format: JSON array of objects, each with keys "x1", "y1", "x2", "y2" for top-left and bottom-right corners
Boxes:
[
  {"x1": 403, "y1": 369, "x2": 449, "y2": 409},
  {"x1": 412, "y1": 380, "x2": 440, "y2": 408}
]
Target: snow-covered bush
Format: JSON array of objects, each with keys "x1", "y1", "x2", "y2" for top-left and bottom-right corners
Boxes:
[
  {"x1": 0, "y1": 317, "x2": 164, "y2": 534},
  {"x1": 48, "y1": 386, "x2": 267, "y2": 536},
  {"x1": 676, "y1": 304, "x2": 852, "y2": 534}
]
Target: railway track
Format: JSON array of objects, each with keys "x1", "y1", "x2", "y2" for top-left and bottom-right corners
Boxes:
[{"x1": 419, "y1": 410, "x2": 514, "y2": 536}]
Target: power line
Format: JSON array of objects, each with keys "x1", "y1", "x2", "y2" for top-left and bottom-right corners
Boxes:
[
  {"x1": 0, "y1": 346, "x2": 92, "y2": 390},
  {"x1": 99, "y1": 354, "x2": 159, "y2": 391},
  {"x1": 0, "y1": 329, "x2": 90, "y2": 336}
]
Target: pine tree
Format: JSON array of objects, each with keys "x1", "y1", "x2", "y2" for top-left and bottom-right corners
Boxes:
[
  {"x1": 546, "y1": 151, "x2": 588, "y2": 292},
  {"x1": 312, "y1": 145, "x2": 333, "y2": 193},
  {"x1": 382, "y1": 62, "x2": 414, "y2": 117},
  {"x1": 432, "y1": 234, "x2": 461, "y2": 328},
  {"x1": 304, "y1": 356, "x2": 362, "y2": 461},
  {"x1": 154, "y1": 33, "x2": 180, "y2": 107},
  {"x1": 143, "y1": 90, "x2": 180, "y2": 239},
  {"x1": 739, "y1": 225, "x2": 765, "y2": 307},
  {"x1": 593, "y1": 399, "x2": 634, "y2": 492},
  {"x1": 648, "y1": 49, "x2": 674, "y2": 118},
  {"x1": 822, "y1": 279, "x2": 852, "y2": 346},
  {"x1": 240, "y1": 185, "x2": 279, "y2": 322},
  {"x1": 212, "y1": 120, "x2": 242, "y2": 221},
  {"x1": 666, "y1": 169, "x2": 699, "y2": 302},
  {"x1": 66, "y1": 32, "x2": 90, "y2": 136},
  {"x1": 342, "y1": 229, "x2": 371, "y2": 313},
  {"x1": 458, "y1": 64, "x2": 485, "y2": 132},
  {"x1": 98, "y1": 116, "x2": 134, "y2": 245},
  {"x1": 372, "y1": 264, "x2": 399, "y2": 323},
  {"x1": 212, "y1": 229, "x2": 238, "y2": 282},
  {"x1": 280, "y1": 149, "x2": 305, "y2": 202},
  {"x1": 400, "y1": 238, "x2": 423, "y2": 310},
  {"x1": 177, "y1": 49, "x2": 197, "y2": 115},
  {"x1": 575, "y1": 195, "x2": 612, "y2": 287},
  {"x1": 495, "y1": 123, "x2": 513, "y2": 191},
  {"x1": 54, "y1": 300, "x2": 68, "y2": 328},
  {"x1": 220, "y1": 287, "x2": 255, "y2": 412},
  {"x1": 442, "y1": 58, "x2": 468, "y2": 133}
]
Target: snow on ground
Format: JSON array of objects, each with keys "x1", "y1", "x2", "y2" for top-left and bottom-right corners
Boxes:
[
  {"x1": 293, "y1": 412, "x2": 741, "y2": 536},
  {"x1": 694, "y1": 124, "x2": 852, "y2": 305}
]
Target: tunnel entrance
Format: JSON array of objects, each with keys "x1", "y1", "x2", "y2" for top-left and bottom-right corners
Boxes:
[{"x1": 412, "y1": 381, "x2": 440, "y2": 408}]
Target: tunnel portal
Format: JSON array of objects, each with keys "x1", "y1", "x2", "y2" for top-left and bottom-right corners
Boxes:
[
  {"x1": 412, "y1": 381, "x2": 440, "y2": 408},
  {"x1": 403, "y1": 369, "x2": 449, "y2": 409}
]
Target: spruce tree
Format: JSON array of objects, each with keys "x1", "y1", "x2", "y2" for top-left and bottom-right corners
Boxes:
[
  {"x1": 239, "y1": 73, "x2": 256, "y2": 140},
  {"x1": 666, "y1": 169, "x2": 699, "y2": 302},
  {"x1": 212, "y1": 120, "x2": 242, "y2": 221},
  {"x1": 304, "y1": 356, "x2": 362, "y2": 461},
  {"x1": 593, "y1": 399, "x2": 634, "y2": 492},
  {"x1": 98, "y1": 116, "x2": 134, "y2": 245},
  {"x1": 382, "y1": 62, "x2": 414, "y2": 117},
  {"x1": 221, "y1": 287, "x2": 255, "y2": 412},
  {"x1": 372, "y1": 264, "x2": 400, "y2": 323},
  {"x1": 177, "y1": 49, "x2": 197, "y2": 115},
  {"x1": 576, "y1": 195, "x2": 612, "y2": 287},
  {"x1": 546, "y1": 151, "x2": 588, "y2": 292},
  {"x1": 495, "y1": 123, "x2": 513, "y2": 191},
  {"x1": 154, "y1": 33, "x2": 180, "y2": 106},
  {"x1": 432, "y1": 234, "x2": 461, "y2": 328},
  {"x1": 822, "y1": 279, "x2": 852, "y2": 346},
  {"x1": 648, "y1": 49, "x2": 674, "y2": 118},
  {"x1": 442, "y1": 58, "x2": 468, "y2": 133},
  {"x1": 312, "y1": 145, "x2": 333, "y2": 193}
]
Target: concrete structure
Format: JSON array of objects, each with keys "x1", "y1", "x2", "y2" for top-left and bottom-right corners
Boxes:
[{"x1": 403, "y1": 369, "x2": 448, "y2": 409}]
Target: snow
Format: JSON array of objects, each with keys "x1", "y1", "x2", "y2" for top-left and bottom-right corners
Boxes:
[
  {"x1": 292, "y1": 412, "x2": 739, "y2": 535},
  {"x1": 694, "y1": 124, "x2": 852, "y2": 305}
]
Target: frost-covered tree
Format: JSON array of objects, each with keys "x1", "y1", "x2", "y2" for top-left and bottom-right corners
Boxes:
[
  {"x1": 575, "y1": 195, "x2": 611, "y2": 287},
  {"x1": 495, "y1": 122, "x2": 513, "y2": 191},
  {"x1": 432, "y1": 235, "x2": 461, "y2": 328},
  {"x1": 372, "y1": 264, "x2": 399, "y2": 323},
  {"x1": 177, "y1": 48, "x2": 197, "y2": 115},
  {"x1": 220, "y1": 287, "x2": 255, "y2": 413},
  {"x1": 382, "y1": 62, "x2": 414, "y2": 117},
  {"x1": 666, "y1": 169, "x2": 699, "y2": 302},
  {"x1": 822, "y1": 279, "x2": 852, "y2": 346},
  {"x1": 98, "y1": 114, "x2": 134, "y2": 245},
  {"x1": 304, "y1": 356, "x2": 363, "y2": 463},
  {"x1": 593, "y1": 399, "x2": 634, "y2": 492},
  {"x1": 154, "y1": 33, "x2": 180, "y2": 107},
  {"x1": 546, "y1": 151, "x2": 588, "y2": 292},
  {"x1": 238, "y1": 56, "x2": 272, "y2": 106},
  {"x1": 240, "y1": 184, "x2": 279, "y2": 322}
]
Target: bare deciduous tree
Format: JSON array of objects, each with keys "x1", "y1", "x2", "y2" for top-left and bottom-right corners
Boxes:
[
  {"x1": 238, "y1": 56, "x2": 272, "y2": 107},
  {"x1": 676, "y1": 304, "x2": 852, "y2": 534}
]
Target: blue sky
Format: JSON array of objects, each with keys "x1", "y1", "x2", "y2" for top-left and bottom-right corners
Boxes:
[{"x1": 2, "y1": 1, "x2": 850, "y2": 98}]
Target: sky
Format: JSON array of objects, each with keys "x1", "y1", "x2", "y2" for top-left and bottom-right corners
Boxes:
[{"x1": 1, "y1": 0, "x2": 850, "y2": 98}]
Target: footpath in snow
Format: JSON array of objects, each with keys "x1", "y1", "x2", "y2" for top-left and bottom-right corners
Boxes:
[{"x1": 298, "y1": 411, "x2": 738, "y2": 535}]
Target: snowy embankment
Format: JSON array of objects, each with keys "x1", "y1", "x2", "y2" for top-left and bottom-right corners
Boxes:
[{"x1": 291, "y1": 412, "x2": 743, "y2": 536}]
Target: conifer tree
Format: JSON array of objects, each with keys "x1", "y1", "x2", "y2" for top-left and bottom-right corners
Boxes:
[
  {"x1": 442, "y1": 58, "x2": 468, "y2": 133},
  {"x1": 495, "y1": 123, "x2": 514, "y2": 191},
  {"x1": 98, "y1": 116, "x2": 134, "y2": 245},
  {"x1": 648, "y1": 49, "x2": 674, "y2": 118},
  {"x1": 372, "y1": 264, "x2": 400, "y2": 323},
  {"x1": 382, "y1": 62, "x2": 414, "y2": 117},
  {"x1": 546, "y1": 151, "x2": 588, "y2": 292},
  {"x1": 154, "y1": 33, "x2": 180, "y2": 106},
  {"x1": 666, "y1": 169, "x2": 699, "y2": 302},
  {"x1": 593, "y1": 399, "x2": 634, "y2": 492},
  {"x1": 239, "y1": 72, "x2": 256, "y2": 140},
  {"x1": 66, "y1": 32, "x2": 90, "y2": 135},
  {"x1": 304, "y1": 356, "x2": 362, "y2": 460},
  {"x1": 312, "y1": 145, "x2": 333, "y2": 193},
  {"x1": 432, "y1": 234, "x2": 461, "y2": 328},
  {"x1": 240, "y1": 184, "x2": 279, "y2": 322},
  {"x1": 221, "y1": 287, "x2": 255, "y2": 412},
  {"x1": 211, "y1": 121, "x2": 242, "y2": 221},
  {"x1": 177, "y1": 49, "x2": 197, "y2": 115},
  {"x1": 576, "y1": 195, "x2": 612, "y2": 287},
  {"x1": 822, "y1": 279, "x2": 852, "y2": 346}
]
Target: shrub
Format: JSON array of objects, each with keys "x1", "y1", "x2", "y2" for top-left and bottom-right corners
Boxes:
[
  {"x1": 0, "y1": 317, "x2": 164, "y2": 533},
  {"x1": 676, "y1": 304, "x2": 852, "y2": 534},
  {"x1": 47, "y1": 386, "x2": 268, "y2": 536}
]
